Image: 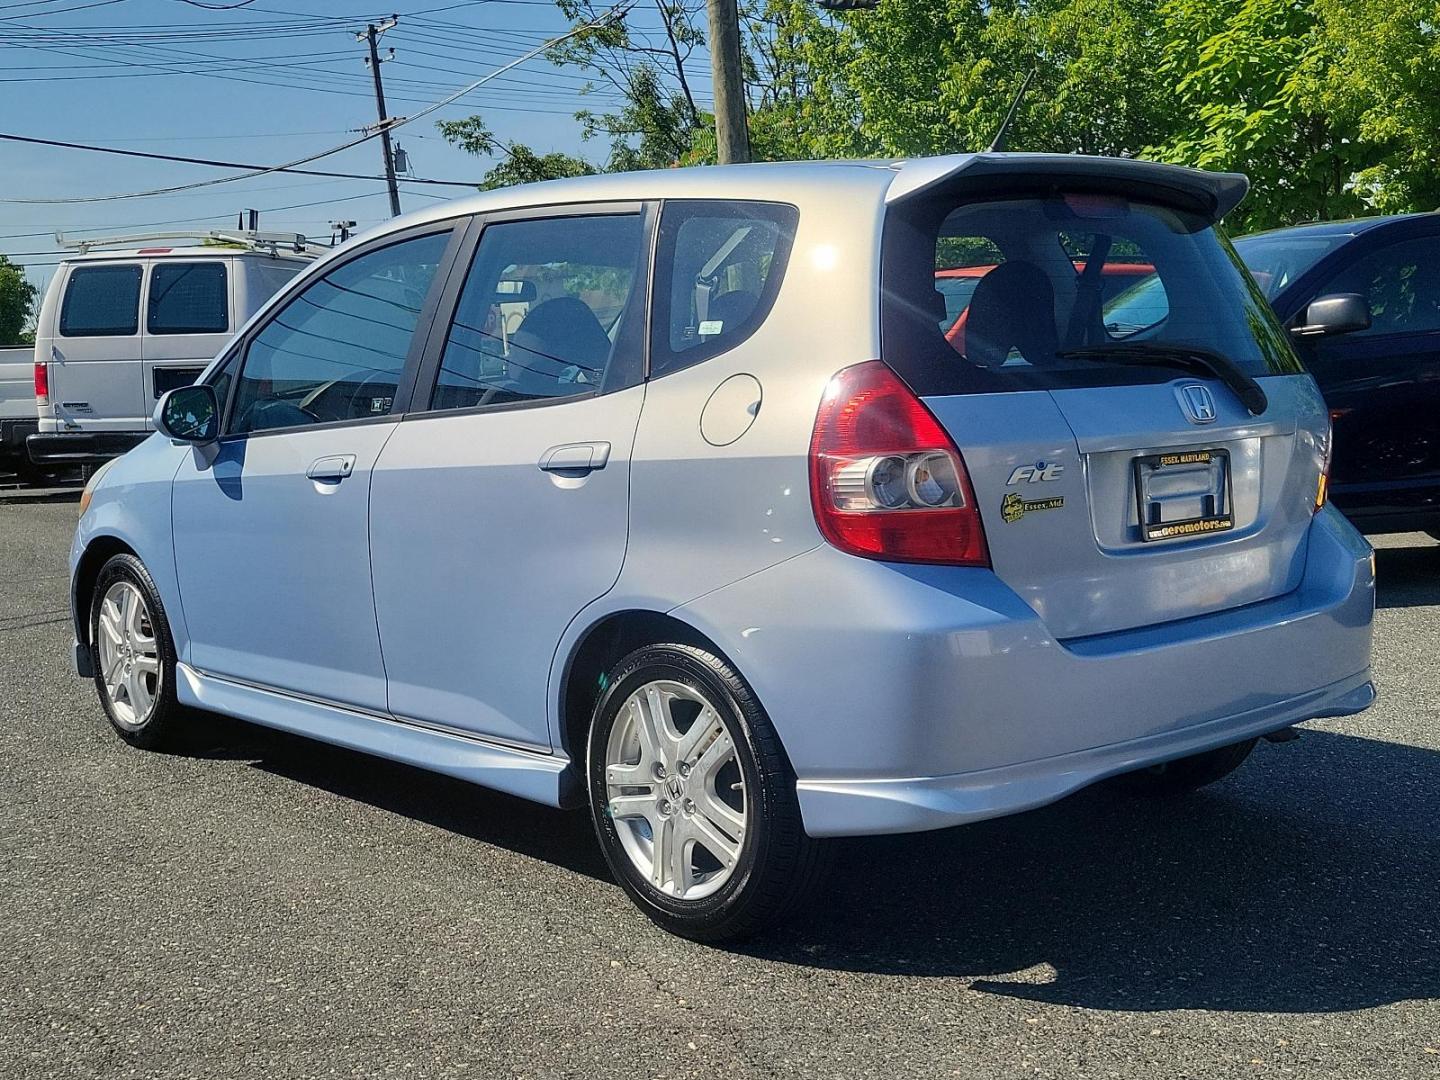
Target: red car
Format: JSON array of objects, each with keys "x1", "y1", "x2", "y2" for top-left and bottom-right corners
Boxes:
[{"x1": 936, "y1": 261, "x2": 1155, "y2": 354}]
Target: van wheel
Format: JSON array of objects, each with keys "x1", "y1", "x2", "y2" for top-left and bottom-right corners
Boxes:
[
  {"x1": 1109, "y1": 738, "x2": 1258, "y2": 796},
  {"x1": 586, "y1": 643, "x2": 829, "y2": 942},
  {"x1": 89, "y1": 553, "x2": 184, "y2": 750}
]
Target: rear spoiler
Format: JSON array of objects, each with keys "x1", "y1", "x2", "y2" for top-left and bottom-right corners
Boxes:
[{"x1": 886, "y1": 153, "x2": 1249, "y2": 223}]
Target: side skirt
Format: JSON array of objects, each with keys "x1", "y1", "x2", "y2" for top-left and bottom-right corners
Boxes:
[{"x1": 175, "y1": 663, "x2": 575, "y2": 807}]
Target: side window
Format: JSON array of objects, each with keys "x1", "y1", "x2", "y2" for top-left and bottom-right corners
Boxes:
[
  {"x1": 148, "y1": 262, "x2": 228, "y2": 335},
  {"x1": 1314, "y1": 237, "x2": 1440, "y2": 337},
  {"x1": 430, "y1": 213, "x2": 643, "y2": 411},
  {"x1": 229, "y1": 230, "x2": 449, "y2": 435},
  {"x1": 651, "y1": 200, "x2": 798, "y2": 377},
  {"x1": 60, "y1": 264, "x2": 142, "y2": 337}
]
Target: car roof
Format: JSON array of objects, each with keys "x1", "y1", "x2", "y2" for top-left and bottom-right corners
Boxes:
[
  {"x1": 1236, "y1": 212, "x2": 1440, "y2": 243},
  {"x1": 380, "y1": 153, "x2": 1249, "y2": 239}
]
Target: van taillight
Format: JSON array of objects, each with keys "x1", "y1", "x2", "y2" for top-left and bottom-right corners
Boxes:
[
  {"x1": 809, "y1": 361, "x2": 989, "y2": 566},
  {"x1": 34, "y1": 361, "x2": 48, "y2": 406}
]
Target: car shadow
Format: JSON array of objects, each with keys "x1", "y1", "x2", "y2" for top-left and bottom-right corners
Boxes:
[
  {"x1": 185, "y1": 717, "x2": 1436, "y2": 1014},
  {"x1": 743, "y1": 730, "x2": 1439, "y2": 1014},
  {"x1": 1374, "y1": 541, "x2": 1440, "y2": 609},
  {"x1": 186, "y1": 713, "x2": 609, "y2": 881}
]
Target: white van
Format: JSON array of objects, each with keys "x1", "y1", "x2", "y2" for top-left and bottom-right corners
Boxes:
[{"x1": 29, "y1": 239, "x2": 313, "y2": 466}]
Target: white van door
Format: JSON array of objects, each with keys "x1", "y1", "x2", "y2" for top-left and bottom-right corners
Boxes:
[
  {"x1": 141, "y1": 258, "x2": 234, "y2": 425},
  {"x1": 47, "y1": 260, "x2": 145, "y2": 431}
]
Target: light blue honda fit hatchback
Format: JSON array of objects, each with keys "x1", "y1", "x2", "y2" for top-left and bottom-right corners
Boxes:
[{"x1": 70, "y1": 154, "x2": 1376, "y2": 940}]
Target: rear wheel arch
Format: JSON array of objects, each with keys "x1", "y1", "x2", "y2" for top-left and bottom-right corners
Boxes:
[{"x1": 558, "y1": 610, "x2": 748, "y2": 785}]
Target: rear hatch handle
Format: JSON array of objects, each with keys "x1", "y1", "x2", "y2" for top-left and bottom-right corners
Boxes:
[{"x1": 1056, "y1": 343, "x2": 1269, "y2": 415}]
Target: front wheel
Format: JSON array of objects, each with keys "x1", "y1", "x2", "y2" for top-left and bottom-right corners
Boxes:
[
  {"x1": 586, "y1": 644, "x2": 828, "y2": 942},
  {"x1": 1109, "y1": 738, "x2": 1258, "y2": 796},
  {"x1": 89, "y1": 553, "x2": 185, "y2": 750}
]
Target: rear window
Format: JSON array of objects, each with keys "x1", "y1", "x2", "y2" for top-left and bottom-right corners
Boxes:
[
  {"x1": 882, "y1": 193, "x2": 1303, "y2": 395},
  {"x1": 650, "y1": 200, "x2": 798, "y2": 377},
  {"x1": 60, "y1": 264, "x2": 142, "y2": 337},
  {"x1": 148, "y1": 262, "x2": 229, "y2": 335}
]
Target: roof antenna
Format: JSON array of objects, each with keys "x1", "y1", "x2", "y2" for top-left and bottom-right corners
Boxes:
[{"x1": 986, "y1": 67, "x2": 1036, "y2": 153}]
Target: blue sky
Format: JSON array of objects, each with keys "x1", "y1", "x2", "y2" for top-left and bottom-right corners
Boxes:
[{"x1": 2, "y1": 0, "x2": 711, "y2": 296}]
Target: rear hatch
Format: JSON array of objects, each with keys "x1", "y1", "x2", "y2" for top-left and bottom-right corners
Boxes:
[{"x1": 882, "y1": 155, "x2": 1330, "y2": 640}]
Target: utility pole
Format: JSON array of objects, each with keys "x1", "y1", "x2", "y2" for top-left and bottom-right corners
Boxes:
[
  {"x1": 358, "y1": 16, "x2": 402, "y2": 218},
  {"x1": 704, "y1": 0, "x2": 749, "y2": 164}
]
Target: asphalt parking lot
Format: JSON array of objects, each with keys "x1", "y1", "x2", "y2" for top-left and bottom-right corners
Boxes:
[{"x1": 1, "y1": 499, "x2": 1436, "y2": 1080}]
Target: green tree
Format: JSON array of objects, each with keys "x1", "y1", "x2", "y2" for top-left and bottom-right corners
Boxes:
[
  {"x1": 1312, "y1": 0, "x2": 1440, "y2": 214},
  {"x1": 0, "y1": 255, "x2": 37, "y2": 346}
]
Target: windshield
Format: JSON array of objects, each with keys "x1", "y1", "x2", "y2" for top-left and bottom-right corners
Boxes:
[
  {"x1": 1232, "y1": 232, "x2": 1349, "y2": 299},
  {"x1": 882, "y1": 192, "x2": 1303, "y2": 395}
]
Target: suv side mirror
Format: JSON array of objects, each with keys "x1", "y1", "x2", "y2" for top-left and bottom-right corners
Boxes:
[
  {"x1": 155, "y1": 383, "x2": 220, "y2": 444},
  {"x1": 1291, "y1": 293, "x2": 1371, "y2": 338}
]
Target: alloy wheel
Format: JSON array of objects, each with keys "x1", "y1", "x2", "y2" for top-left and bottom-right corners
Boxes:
[
  {"x1": 603, "y1": 679, "x2": 747, "y2": 900},
  {"x1": 96, "y1": 580, "x2": 161, "y2": 729}
]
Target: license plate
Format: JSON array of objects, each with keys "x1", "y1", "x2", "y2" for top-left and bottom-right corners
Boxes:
[{"x1": 1133, "y1": 448, "x2": 1233, "y2": 541}]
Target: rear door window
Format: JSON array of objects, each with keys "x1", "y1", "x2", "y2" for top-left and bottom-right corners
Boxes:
[
  {"x1": 429, "y1": 213, "x2": 644, "y2": 410},
  {"x1": 148, "y1": 262, "x2": 229, "y2": 335},
  {"x1": 651, "y1": 200, "x2": 798, "y2": 376},
  {"x1": 883, "y1": 193, "x2": 1302, "y2": 395},
  {"x1": 60, "y1": 264, "x2": 142, "y2": 337}
]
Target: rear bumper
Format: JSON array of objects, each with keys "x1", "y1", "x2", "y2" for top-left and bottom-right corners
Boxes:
[
  {"x1": 675, "y1": 506, "x2": 1376, "y2": 837},
  {"x1": 27, "y1": 430, "x2": 146, "y2": 465},
  {"x1": 796, "y1": 672, "x2": 1373, "y2": 835}
]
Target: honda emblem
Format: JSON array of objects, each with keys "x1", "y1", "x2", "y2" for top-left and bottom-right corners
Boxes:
[{"x1": 1178, "y1": 384, "x2": 1217, "y2": 424}]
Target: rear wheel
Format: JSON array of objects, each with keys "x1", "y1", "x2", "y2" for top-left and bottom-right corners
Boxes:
[
  {"x1": 1109, "y1": 738, "x2": 1257, "y2": 796},
  {"x1": 586, "y1": 643, "x2": 828, "y2": 942},
  {"x1": 89, "y1": 553, "x2": 185, "y2": 750}
]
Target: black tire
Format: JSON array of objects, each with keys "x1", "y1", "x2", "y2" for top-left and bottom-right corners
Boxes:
[
  {"x1": 586, "y1": 643, "x2": 829, "y2": 942},
  {"x1": 1109, "y1": 738, "x2": 1258, "y2": 796},
  {"x1": 88, "y1": 553, "x2": 185, "y2": 751}
]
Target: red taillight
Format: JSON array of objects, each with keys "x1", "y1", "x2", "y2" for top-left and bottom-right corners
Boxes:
[
  {"x1": 809, "y1": 361, "x2": 989, "y2": 566},
  {"x1": 33, "y1": 361, "x2": 48, "y2": 405}
]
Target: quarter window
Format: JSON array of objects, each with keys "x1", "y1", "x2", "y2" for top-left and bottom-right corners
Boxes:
[
  {"x1": 60, "y1": 264, "x2": 142, "y2": 337},
  {"x1": 229, "y1": 230, "x2": 449, "y2": 435},
  {"x1": 1313, "y1": 237, "x2": 1440, "y2": 337},
  {"x1": 429, "y1": 213, "x2": 643, "y2": 411},
  {"x1": 148, "y1": 262, "x2": 229, "y2": 335},
  {"x1": 651, "y1": 200, "x2": 798, "y2": 377}
]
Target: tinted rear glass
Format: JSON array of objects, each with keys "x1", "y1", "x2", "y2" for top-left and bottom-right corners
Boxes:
[
  {"x1": 882, "y1": 193, "x2": 1303, "y2": 395},
  {"x1": 148, "y1": 262, "x2": 228, "y2": 334},
  {"x1": 60, "y1": 264, "x2": 141, "y2": 337}
]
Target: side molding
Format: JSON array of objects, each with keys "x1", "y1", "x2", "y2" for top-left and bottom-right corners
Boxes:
[{"x1": 175, "y1": 664, "x2": 574, "y2": 807}]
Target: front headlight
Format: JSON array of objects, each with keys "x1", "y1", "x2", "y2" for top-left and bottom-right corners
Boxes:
[{"x1": 78, "y1": 458, "x2": 118, "y2": 518}]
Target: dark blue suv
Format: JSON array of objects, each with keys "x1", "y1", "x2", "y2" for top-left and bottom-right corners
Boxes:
[{"x1": 1234, "y1": 214, "x2": 1440, "y2": 539}]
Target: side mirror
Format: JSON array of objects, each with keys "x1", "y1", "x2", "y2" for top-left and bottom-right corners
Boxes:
[
  {"x1": 155, "y1": 384, "x2": 220, "y2": 444},
  {"x1": 1291, "y1": 293, "x2": 1371, "y2": 338}
]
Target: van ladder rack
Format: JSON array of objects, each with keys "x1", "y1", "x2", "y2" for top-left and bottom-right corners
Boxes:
[{"x1": 53, "y1": 229, "x2": 324, "y2": 256}]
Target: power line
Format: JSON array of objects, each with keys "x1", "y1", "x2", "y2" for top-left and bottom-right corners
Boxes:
[
  {"x1": 0, "y1": 131, "x2": 481, "y2": 186},
  {"x1": 1, "y1": 4, "x2": 630, "y2": 205}
]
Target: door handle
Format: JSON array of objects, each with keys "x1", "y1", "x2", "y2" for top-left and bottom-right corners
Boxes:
[
  {"x1": 538, "y1": 442, "x2": 611, "y2": 474},
  {"x1": 306, "y1": 454, "x2": 356, "y2": 482}
]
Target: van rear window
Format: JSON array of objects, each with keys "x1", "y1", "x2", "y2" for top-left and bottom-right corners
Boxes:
[
  {"x1": 148, "y1": 262, "x2": 228, "y2": 335},
  {"x1": 881, "y1": 193, "x2": 1302, "y2": 395},
  {"x1": 60, "y1": 264, "x2": 142, "y2": 337}
]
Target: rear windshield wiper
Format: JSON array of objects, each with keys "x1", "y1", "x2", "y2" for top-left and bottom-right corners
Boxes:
[{"x1": 1055, "y1": 343, "x2": 1269, "y2": 416}]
